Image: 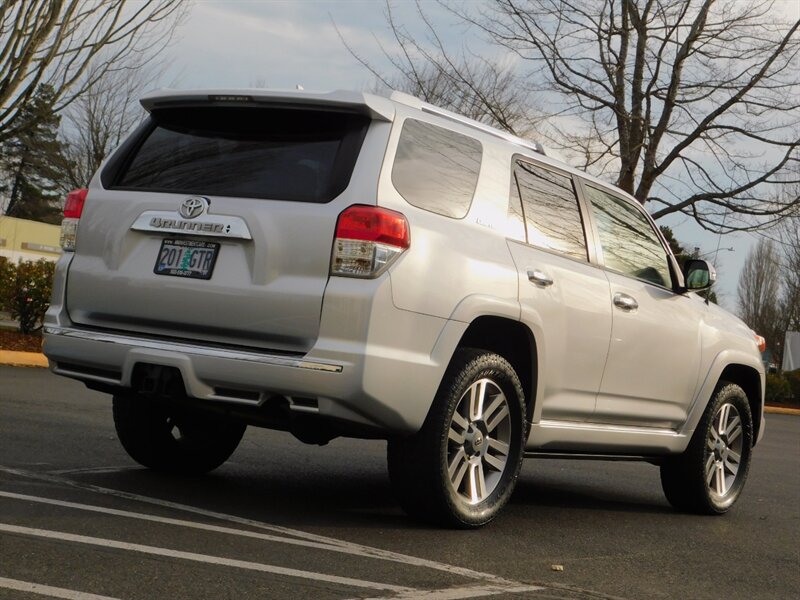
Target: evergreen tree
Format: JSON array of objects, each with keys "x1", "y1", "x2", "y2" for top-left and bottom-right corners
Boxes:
[
  {"x1": 1, "y1": 85, "x2": 69, "y2": 224},
  {"x1": 660, "y1": 226, "x2": 689, "y2": 264}
]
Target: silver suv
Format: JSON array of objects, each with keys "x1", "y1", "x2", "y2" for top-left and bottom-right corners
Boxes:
[{"x1": 44, "y1": 89, "x2": 766, "y2": 527}]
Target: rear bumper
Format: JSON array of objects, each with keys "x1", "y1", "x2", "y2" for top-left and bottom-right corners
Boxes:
[{"x1": 43, "y1": 263, "x2": 466, "y2": 435}]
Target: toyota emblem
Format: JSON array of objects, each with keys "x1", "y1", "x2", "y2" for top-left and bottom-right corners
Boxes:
[{"x1": 179, "y1": 196, "x2": 209, "y2": 219}]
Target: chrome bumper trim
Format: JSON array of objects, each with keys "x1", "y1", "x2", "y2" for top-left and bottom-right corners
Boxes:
[{"x1": 44, "y1": 326, "x2": 343, "y2": 373}]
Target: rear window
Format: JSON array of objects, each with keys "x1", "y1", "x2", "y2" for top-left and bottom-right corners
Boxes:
[{"x1": 110, "y1": 107, "x2": 369, "y2": 203}]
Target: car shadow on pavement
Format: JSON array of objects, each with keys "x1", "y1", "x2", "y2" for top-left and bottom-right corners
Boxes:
[
  {"x1": 513, "y1": 463, "x2": 674, "y2": 515},
  {"x1": 72, "y1": 460, "x2": 673, "y2": 536},
  {"x1": 77, "y1": 466, "x2": 410, "y2": 531}
]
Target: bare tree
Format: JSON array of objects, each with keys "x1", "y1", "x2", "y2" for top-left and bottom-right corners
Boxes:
[
  {"x1": 738, "y1": 237, "x2": 785, "y2": 363},
  {"x1": 361, "y1": 1, "x2": 800, "y2": 232},
  {"x1": 337, "y1": 2, "x2": 537, "y2": 136},
  {"x1": 775, "y1": 214, "x2": 800, "y2": 333},
  {"x1": 773, "y1": 202, "x2": 800, "y2": 331},
  {"x1": 58, "y1": 64, "x2": 159, "y2": 191},
  {"x1": 0, "y1": 0, "x2": 188, "y2": 142}
]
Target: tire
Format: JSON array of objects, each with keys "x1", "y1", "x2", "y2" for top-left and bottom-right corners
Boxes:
[
  {"x1": 660, "y1": 382, "x2": 753, "y2": 514},
  {"x1": 113, "y1": 394, "x2": 246, "y2": 474},
  {"x1": 387, "y1": 348, "x2": 527, "y2": 528}
]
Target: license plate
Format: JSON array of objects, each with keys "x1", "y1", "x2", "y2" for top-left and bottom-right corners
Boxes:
[{"x1": 154, "y1": 239, "x2": 219, "y2": 280}]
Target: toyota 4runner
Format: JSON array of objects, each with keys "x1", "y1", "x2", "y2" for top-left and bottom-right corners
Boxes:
[{"x1": 44, "y1": 89, "x2": 766, "y2": 527}]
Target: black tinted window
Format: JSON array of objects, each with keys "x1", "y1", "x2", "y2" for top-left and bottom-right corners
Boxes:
[
  {"x1": 113, "y1": 107, "x2": 369, "y2": 202},
  {"x1": 513, "y1": 160, "x2": 587, "y2": 260},
  {"x1": 392, "y1": 119, "x2": 482, "y2": 218},
  {"x1": 585, "y1": 186, "x2": 672, "y2": 287}
]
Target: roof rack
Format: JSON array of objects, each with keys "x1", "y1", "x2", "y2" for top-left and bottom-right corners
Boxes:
[{"x1": 389, "y1": 90, "x2": 546, "y2": 156}]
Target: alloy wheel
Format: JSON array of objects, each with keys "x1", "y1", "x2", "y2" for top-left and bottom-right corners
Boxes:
[
  {"x1": 446, "y1": 378, "x2": 512, "y2": 504},
  {"x1": 705, "y1": 402, "x2": 744, "y2": 499}
]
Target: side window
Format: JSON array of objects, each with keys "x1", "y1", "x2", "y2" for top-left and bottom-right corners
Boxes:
[
  {"x1": 392, "y1": 119, "x2": 482, "y2": 219},
  {"x1": 584, "y1": 185, "x2": 672, "y2": 287},
  {"x1": 513, "y1": 160, "x2": 587, "y2": 260}
]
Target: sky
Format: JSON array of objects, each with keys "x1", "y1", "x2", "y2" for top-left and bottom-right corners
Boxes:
[{"x1": 151, "y1": 0, "x2": 800, "y2": 310}]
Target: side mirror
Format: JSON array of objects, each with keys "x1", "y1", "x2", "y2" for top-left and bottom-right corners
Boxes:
[{"x1": 683, "y1": 259, "x2": 716, "y2": 291}]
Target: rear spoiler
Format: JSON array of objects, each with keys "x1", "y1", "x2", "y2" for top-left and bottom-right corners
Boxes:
[{"x1": 139, "y1": 88, "x2": 395, "y2": 122}]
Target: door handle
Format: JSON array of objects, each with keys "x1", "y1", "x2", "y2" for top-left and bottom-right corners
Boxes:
[
  {"x1": 613, "y1": 292, "x2": 638, "y2": 312},
  {"x1": 527, "y1": 269, "x2": 554, "y2": 287}
]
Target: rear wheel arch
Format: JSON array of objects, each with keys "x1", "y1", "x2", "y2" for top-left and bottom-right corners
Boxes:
[
  {"x1": 456, "y1": 316, "x2": 537, "y2": 422},
  {"x1": 718, "y1": 364, "x2": 763, "y2": 444}
]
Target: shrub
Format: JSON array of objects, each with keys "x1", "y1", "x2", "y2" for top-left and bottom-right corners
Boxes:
[
  {"x1": 1, "y1": 259, "x2": 56, "y2": 334},
  {"x1": 0, "y1": 256, "x2": 11, "y2": 313},
  {"x1": 765, "y1": 372, "x2": 794, "y2": 405},
  {"x1": 784, "y1": 369, "x2": 800, "y2": 402}
]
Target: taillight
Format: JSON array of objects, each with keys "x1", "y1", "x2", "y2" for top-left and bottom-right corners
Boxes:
[
  {"x1": 64, "y1": 188, "x2": 88, "y2": 218},
  {"x1": 755, "y1": 334, "x2": 766, "y2": 353},
  {"x1": 331, "y1": 205, "x2": 410, "y2": 278},
  {"x1": 60, "y1": 188, "x2": 88, "y2": 251}
]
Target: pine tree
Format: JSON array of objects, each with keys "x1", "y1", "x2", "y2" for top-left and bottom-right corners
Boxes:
[{"x1": 1, "y1": 85, "x2": 69, "y2": 224}]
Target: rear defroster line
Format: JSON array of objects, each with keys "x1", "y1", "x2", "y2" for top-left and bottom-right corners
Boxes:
[{"x1": 0, "y1": 465, "x2": 539, "y2": 593}]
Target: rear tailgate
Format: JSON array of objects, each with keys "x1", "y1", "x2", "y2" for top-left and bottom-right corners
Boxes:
[{"x1": 65, "y1": 91, "x2": 393, "y2": 353}]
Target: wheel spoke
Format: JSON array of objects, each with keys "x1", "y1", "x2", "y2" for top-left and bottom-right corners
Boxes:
[
  {"x1": 484, "y1": 452, "x2": 505, "y2": 471},
  {"x1": 485, "y1": 432, "x2": 510, "y2": 478},
  {"x1": 717, "y1": 404, "x2": 730, "y2": 436},
  {"x1": 468, "y1": 462, "x2": 486, "y2": 503},
  {"x1": 449, "y1": 448, "x2": 469, "y2": 489},
  {"x1": 705, "y1": 454, "x2": 716, "y2": 485},
  {"x1": 726, "y1": 419, "x2": 743, "y2": 445},
  {"x1": 724, "y1": 450, "x2": 741, "y2": 475},
  {"x1": 486, "y1": 405, "x2": 510, "y2": 433},
  {"x1": 487, "y1": 436, "x2": 509, "y2": 455},
  {"x1": 714, "y1": 464, "x2": 727, "y2": 496},
  {"x1": 708, "y1": 427, "x2": 721, "y2": 445},
  {"x1": 448, "y1": 426, "x2": 465, "y2": 445},
  {"x1": 476, "y1": 463, "x2": 487, "y2": 500},
  {"x1": 449, "y1": 408, "x2": 468, "y2": 445},
  {"x1": 451, "y1": 409, "x2": 468, "y2": 430},
  {"x1": 483, "y1": 393, "x2": 505, "y2": 424},
  {"x1": 469, "y1": 380, "x2": 488, "y2": 421}
]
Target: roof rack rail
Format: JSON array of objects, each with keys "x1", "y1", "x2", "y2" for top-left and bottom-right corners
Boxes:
[{"x1": 389, "y1": 90, "x2": 546, "y2": 156}]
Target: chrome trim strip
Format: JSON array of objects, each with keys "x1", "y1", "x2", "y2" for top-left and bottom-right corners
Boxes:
[
  {"x1": 130, "y1": 211, "x2": 252, "y2": 240},
  {"x1": 44, "y1": 326, "x2": 343, "y2": 373},
  {"x1": 538, "y1": 419, "x2": 679, "y2": 436},
  {"x1": 524, "y1": 452, "x2": 652, "y2": 461}
]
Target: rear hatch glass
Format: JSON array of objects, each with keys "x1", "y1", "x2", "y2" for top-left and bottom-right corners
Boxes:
[{"x1": 110, "y1": 106, "x2": 369, "y2": 203}]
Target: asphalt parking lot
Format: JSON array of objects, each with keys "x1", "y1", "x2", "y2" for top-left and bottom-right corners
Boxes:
[{"x1": 1, "y1": 365, "x2": 798, "y2": 599}]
